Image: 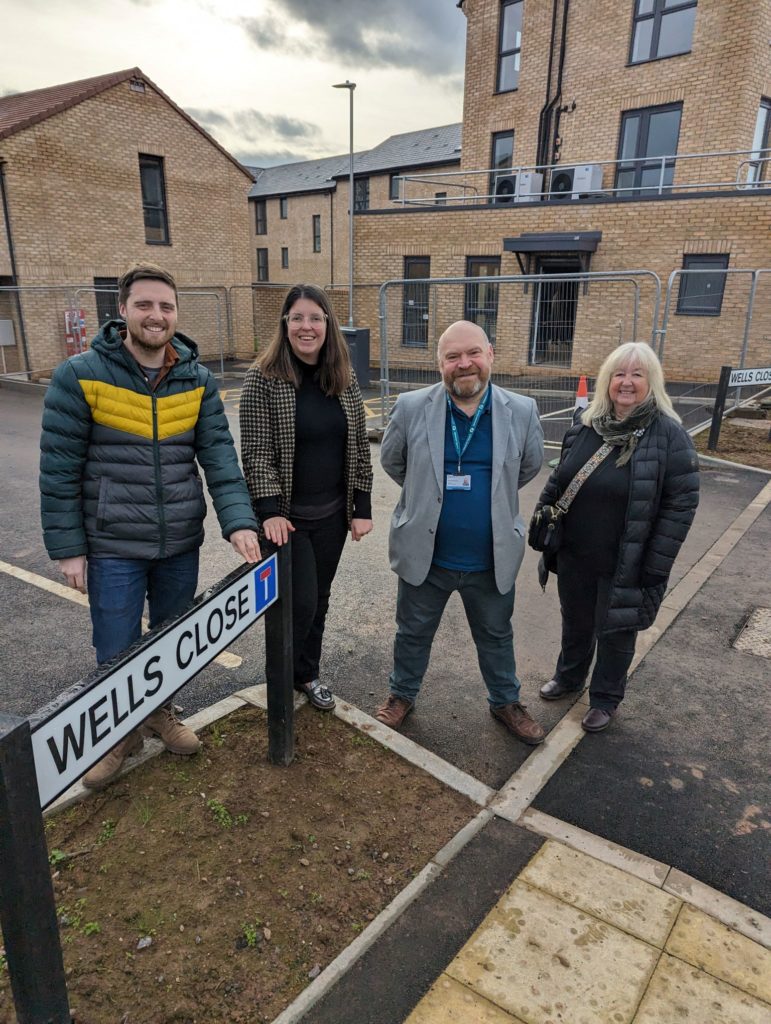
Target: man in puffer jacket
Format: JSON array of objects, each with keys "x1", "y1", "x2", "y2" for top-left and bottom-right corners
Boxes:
[{"x1": 40, "y1": 263, "x2": 261, "y2": 788}]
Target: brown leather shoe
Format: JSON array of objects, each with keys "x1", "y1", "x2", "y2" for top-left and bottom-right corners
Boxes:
[
  {"x1": 490, "y1": 702, "x2": 545, "y2": 745},
  {"x1": 82, "y1": 730, "x2": 144, "y2": 790},
  {"x1": 374, "y1": 694, "x2": 414, "y2": 730},
  {"x1": 142, "y1": 706, "x2": 201, "y2": 754}
]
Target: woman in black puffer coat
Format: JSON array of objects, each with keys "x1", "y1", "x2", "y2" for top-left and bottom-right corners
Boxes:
[{"x1": 533, "y1": 342, "x2": 699, "y2": 733}]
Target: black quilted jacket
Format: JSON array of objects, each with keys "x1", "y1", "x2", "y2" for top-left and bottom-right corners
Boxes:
[{"x1": 537, "y1": 413, "x2": 700, "y2": 633}]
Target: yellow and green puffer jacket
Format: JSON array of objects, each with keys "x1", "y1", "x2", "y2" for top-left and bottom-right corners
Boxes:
[{"x1": 40, "y1": 321, "x2": 257, "y2": 561}]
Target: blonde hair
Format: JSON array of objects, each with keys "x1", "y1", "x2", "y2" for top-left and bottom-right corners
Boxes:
[{"x1": 582, "y1": 342, "x2": 680, "y2": 424}]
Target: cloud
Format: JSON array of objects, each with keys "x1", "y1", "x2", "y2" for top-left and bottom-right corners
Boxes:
[
  {"x1": 238, "y1": 0, "x2": 465, "y2": 77},
  {"x1": 186, "y1": 106, "x2": 325, "y2": 166},
  {"x1": 234, "y1": 148, "x2": 311, "y2": 168}
]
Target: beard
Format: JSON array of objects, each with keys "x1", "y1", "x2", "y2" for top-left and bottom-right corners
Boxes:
[
  {"x1": 127, "y1": 322, "x2": 172, "y2": 356},
  {"x1": 450, "y1": 372, "x2": 485, "y2": 398}
]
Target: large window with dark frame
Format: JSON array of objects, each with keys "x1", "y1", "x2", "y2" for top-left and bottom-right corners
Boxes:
[
  {"x1": 93, "y1": 277, "x2": 119, "y2": 325},
  {"x1": 354, "y1": 176, "x2": 370, "y2": 212},
  {"x1": 465, "y1": 258, "x2": 501, "y2": 345},
  {"x1": 497, "y1": 0, "x2": 523, "y2": 92},
  {"x1": 615, "y1": 102, "x2": 682, "y2": 196},
  {"x1": 676, "y1": 254, "x2": 729, "y2": 316},
  {"x1": 256, "y1": 248, "x2": 269, "y2": 282},
  {"x1": 138, "y1": 154, "x2": 170, "y2": 244},
  {"x1": 489, "y1": 130, "x2": 515, "y2": 201},
  {"x1": 629, "y1": 0, "x2": 696, "y2": 64},
  {"x1": 402, "y1": 256, "x2": 430, "y2": 348},
  {"x1": 746, "y1": 98, "x2": 771, "y2": 186},
  {"x1": 255, "y1": 199, "x2": 267, "y2": 235},
  {"x1": 312, "y1": 214, "x2": 321, "y2": 253}
]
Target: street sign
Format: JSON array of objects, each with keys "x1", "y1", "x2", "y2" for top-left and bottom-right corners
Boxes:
[
  {"x1": 728, "y1": 366, "x2": 771, "y2": 388},
  {"x1": 30, "y1": 554, "x2": 278, "y2": 808}
]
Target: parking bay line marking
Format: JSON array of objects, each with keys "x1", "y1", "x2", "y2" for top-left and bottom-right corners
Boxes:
[{"x1": 0, "y1": 559, "x2": 242, "y2": 670}]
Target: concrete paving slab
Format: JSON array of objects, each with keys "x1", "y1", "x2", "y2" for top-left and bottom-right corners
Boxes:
[
  {"x1": 663, "y1": 869, "x2": 771, "y2": 949},
  {"x1": 447, "y1": 879, "x2": 660, "y2": 1024},
  {"x1": 634, "y1": 952, "x2": 771, "y2": 1024},
  {"x1": 665, "y1": 905, "x2": 771, "y2": 1004},
  {"x1": 733, "y1": 606, "x2": 771, "y2": 658},
  {"x1": 519, "y1": 840, "x2": 681, "y2": 947},
  {"x1": 404, "y1": 973, "x2": 523, "y2": 1023}
]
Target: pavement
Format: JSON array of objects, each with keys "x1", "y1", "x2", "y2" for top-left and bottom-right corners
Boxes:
[{"x1": 2, "y1": 380, "x2": 770, "y2": 1023}]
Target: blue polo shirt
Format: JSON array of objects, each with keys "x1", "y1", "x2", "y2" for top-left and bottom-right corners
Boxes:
[{"x1": 432, "y1": 390, "x2": 494, "y2": 573}]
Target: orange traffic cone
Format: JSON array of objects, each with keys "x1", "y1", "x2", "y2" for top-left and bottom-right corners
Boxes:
[{"x1": 575, "y1": 375, "x2": 589, "y2": 410}]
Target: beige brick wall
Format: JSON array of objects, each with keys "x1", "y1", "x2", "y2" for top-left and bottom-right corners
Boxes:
[{"x1": 0, "y1": 79, "x2": 253, "y2": 372}]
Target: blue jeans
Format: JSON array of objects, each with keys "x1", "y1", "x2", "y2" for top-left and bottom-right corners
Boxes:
[
  {"x1": 87, "y1": 550, "x2": 200, "y2": 664},
  {"x1": 390, "y1": 564, "x2": 521, "y2": 708}
]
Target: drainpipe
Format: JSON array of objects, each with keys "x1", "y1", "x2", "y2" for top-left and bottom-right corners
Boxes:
[
  {"x1": 329, "y1": 189, "x2": 334, "y2": 286},
  {"x1": 536, "y1": 0, "x2": 560, "y2": 168},
  {"x1": 0, "y1": 159, "x2": 31, "y2": 374},
  {"x1": 550, "y1": 0, "x2": 571, "y2": 166}
]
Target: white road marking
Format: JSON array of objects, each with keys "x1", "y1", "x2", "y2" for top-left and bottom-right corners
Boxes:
[{"x1": 0, "y1": 559, "x2": 242, "y2": 669}]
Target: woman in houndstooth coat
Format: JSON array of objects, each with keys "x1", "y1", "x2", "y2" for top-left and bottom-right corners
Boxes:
[{"x1": 240, "y1": 284, "x2": 373, "y2": 710}]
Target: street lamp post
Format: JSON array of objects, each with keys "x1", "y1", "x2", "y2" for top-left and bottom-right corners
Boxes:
[{"x1": 333, "y1": 80, "x2": 356, "y2": 328}]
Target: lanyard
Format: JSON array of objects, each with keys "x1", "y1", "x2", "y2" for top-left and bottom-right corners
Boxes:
[{"x1": 447, "y1": 387, "x2": 489, "y2": 473}]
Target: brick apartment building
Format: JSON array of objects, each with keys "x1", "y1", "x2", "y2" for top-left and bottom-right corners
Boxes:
[
  {"x1": 0, "y1": 68, "x2": 255, "y2": 374},
  {"x1": 289, "y1": 0, "x2": 769, "y2": 383}
]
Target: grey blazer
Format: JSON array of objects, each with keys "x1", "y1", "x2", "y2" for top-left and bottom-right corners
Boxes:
[{"x1": 380, "y1": 382, "x2": 544, "y2": 594}]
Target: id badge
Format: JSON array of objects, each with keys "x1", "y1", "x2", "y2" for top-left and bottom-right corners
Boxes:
[{"x1": 446, "y1": 473, "x2": 471, "y2": 491}]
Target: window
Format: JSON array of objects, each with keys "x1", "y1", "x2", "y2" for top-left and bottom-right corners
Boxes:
[
  {"x1": 676, "y1": 254, "x2": 729, "y2": 316},
  {"x1": 465, "y1": 258, "x2": 501, "y2": 344},
  {"x1": 746, "y1": 98, "x2": 771, "y2": 186},
  {"x1": 630, "y1": 0, "x2": 696, "y2": 64},
  {"x1": 138, "y1": 154, "x2": 169, "y2": 244},
  {"x1": 354, "y1": 176, "x2": 370, "y2": 212},
  {"x1": 279, "y1": 196, "x2": 288, "y2": 219},
  {"x1": 93, "y1": 277, "x2": 119, "y2": 324},
  {"x1": 615, "y1": 103, "x2": 682, "y2": 196},
  {"x1": 312, "y1": 214, "x2": 321, "y2": 253},
  {"x1": 489, "y1": 130, "x2": 515, "y2": 200},
  {"x1": 435, "y1": 192, "x2": 448, "y2": 204},
  {"x1": 255, "y1": 200, "x2": 267, "y2": 235},
  {"x1": 402, "y1": 257, "x2": 430, "y2": 348},
  {"x1": 497, "y1": 0, "x2": 523, "y2": 91},
  {"x1": 281, "y1": 247, "x2": 289, "y2": 269},
  {"x1": 256, "y1": 248, "x2": 269, "y2": 282},
  {"x1": 389, "y1": 174, "x2": 401, "y2": 201}
]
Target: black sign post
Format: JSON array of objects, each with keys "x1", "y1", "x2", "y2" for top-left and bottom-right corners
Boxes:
[
  {"x1": 0, "y1": 714, "x2": 70, "y2": 1023},
  {"x1": 707, "y1": 365, "x2": 732, "y2": 451},
  {"x1": 0, "y1": 548, "x2": 294, "y2": 1021}
]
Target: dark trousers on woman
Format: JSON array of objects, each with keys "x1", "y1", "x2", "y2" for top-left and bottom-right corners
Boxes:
[
  {"x1": 554, "y1": 551, "x2": 637, "y2": 712},
  {"x1": 290, "y1": 510, "x2": 348, "y2": 687}
]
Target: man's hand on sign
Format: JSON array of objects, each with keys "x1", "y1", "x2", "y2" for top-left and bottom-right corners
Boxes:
[
  {"x1": 59, "y1": 555, "x2": 87, "y2": 593},
  {"x1": 229, "y1": 529, "x2": 262, "y2": 564}
]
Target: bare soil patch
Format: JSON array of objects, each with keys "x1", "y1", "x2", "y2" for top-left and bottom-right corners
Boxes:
[
  {"x1": 0, "y1": 705, "x2": 477, "y2": 1024},
  {"x1": 694, "y1": 418, "x2": 771, "y2": 471}
]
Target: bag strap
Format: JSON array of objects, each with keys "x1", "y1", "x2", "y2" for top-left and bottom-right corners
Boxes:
[{"x1": 555, "y1": 442, "x2": 613, "y2": 513}]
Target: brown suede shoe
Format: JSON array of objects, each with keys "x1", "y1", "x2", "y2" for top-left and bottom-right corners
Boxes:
[
  {"x1": 374, "y1": 694, "x2": 414, "y2": 730},
  {"x1": 82, "y1": 730, "x2": 144, "y2": 790},
  {"x1": 490, "y1": 702, "x2": 545, "y2": 745},
  {"x1": 142, "y1": 706, "x2": 201, "y2": 754}
]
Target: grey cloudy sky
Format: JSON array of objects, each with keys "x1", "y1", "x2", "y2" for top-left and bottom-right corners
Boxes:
[{"x1": 1, "y1": 0, "x2": 466, "y2": 167}]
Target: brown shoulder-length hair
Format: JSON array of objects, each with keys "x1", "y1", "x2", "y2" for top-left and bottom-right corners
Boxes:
[{"x1": 256, "y1": 284, "x2": 352, "y2": 395}]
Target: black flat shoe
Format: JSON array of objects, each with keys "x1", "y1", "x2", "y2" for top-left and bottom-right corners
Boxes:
[
  {"x1": 296, "y1": 679, "x2": 336, "y2": 711},
  {"x1": 581, "y1": 708, "x2": 614, "y2": 732},
  {"x1": 539, "y1": 678, "x2": 584, "y2": 701}
]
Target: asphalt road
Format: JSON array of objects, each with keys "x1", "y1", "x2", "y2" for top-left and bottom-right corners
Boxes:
[{"x1": 1, "y1": 381, "x2": 768, "y2": 911}]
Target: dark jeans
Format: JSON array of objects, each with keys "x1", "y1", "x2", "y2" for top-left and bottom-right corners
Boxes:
[
  {"x1": 291, "y1": 510, "x2": 348, "y2": 686},
  {"x1": 554, "y1": 551, "x2": 637, "y2": 712},
  {"x1": 87, "y1": 549, "x2": 200, "y2": 664},
  {"x1": 390, "y1": 564, "x2": 522, "y2": 707}
]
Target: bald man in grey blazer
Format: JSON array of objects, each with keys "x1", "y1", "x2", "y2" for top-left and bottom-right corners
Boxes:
[{"x1": 376, "y1": 321, "x2": 546, "y2": 745}]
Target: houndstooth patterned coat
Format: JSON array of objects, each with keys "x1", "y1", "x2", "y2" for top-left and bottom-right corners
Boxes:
[{"x1": 239, "y1": 364, "x2": 373, "y2": 527}]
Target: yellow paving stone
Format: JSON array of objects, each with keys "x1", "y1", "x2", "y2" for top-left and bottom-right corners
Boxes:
[
  {"x1": 405, "y1": 973, "x2": 524, "y2": 1023},
  {"x1": 447, "y1": 879, "x2": 660, "y2": 1024},
  {"x1": 665, "y1": 905, "x2": 771, "y2": 1004},
  {"x1": 633, "y1": 953, "x2": 771, "y2": 1024},
  {"x1": 519, "y1": 841, "x2": 681, "y2": 947}
]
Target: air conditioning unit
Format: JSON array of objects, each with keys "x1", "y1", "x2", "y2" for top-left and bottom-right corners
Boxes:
[
  {"x1": 550, "y1": 164, "x2": 603, "y2": 200},
  {"x1": 516, "y1": 171, "x2": 544, "y2": 203},
  {"x1": 493, "y1": 174, "x2": 518, "y2": 204}
]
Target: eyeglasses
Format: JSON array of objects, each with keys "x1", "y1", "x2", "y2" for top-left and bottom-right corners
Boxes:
[{"x1": 284, "y1": 314, "x2": 327, "y2": 326}]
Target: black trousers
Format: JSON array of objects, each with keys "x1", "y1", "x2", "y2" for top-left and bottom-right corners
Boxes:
[
  {"x1": 554, "y1": 551, "x2": 637, "y2": 712},
  {"x1": 290, "y1": 510, "x2": 348, "y2": 686}
]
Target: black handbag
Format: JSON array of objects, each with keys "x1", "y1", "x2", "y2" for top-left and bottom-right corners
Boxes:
[{"x1": 528, "y1": 441, "x2": 614, "y2": 555}]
